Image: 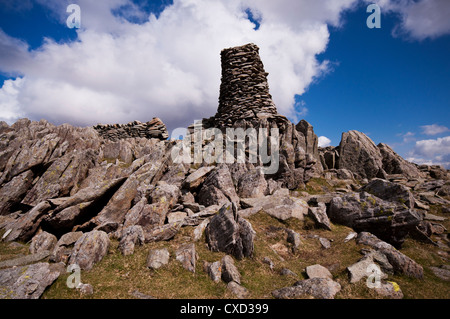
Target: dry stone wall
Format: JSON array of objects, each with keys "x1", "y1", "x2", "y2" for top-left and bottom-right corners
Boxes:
[{"x1": 94, "y1": 118, "x2": 168, "y2": 141}]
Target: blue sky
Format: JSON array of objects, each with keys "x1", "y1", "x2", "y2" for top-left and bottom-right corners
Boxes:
[{"x1": 0, "y1": 0, "x2": 449, "y2": 167}]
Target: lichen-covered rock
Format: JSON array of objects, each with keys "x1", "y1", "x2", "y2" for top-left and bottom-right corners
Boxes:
[
  {"x1": 198, "y1": 165, "x2": 240, "y2": 207},
  {"x1": 205, "y1": 202, "x2": 255, "y2": 260},
  {"x1": 29, "y1": 231, "x2": 57, "y2": 255},
  {"x1": 147, "y1": 248, "x2": 170, "y2": 270},
  {"x1": 176, "y1": 243, "x2": 197, "y2": 273},
  {"x1": 378, "y1": 143, "x2": 421, "y2": 179},
  {"x1": 68, "y1": 230, "x2": 110, "y2": 271},
  {"x1": 361, "y1": 178, "x2": 415, "y2": 208},
  {"x1": 221, "y1": 255, "x2": 241, "y2": 284},
  {"x1": 272, "y1": 278, "x2": 341, "y2": 299},
  {"x1": 118, "y1": 225, "x2": 145, "y2": 256}
]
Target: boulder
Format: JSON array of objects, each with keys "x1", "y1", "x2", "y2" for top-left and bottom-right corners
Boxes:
[
  {"x1": 29, "y1": 231, "x2": 57, "y2": 255},
  {"x1": 207, "y1": 261, "x2": 222, "y2": 283},
  {"x1": 356, "y1": 232, "x2": 423, "y2": 278},
  {"x1": 176, "y1": 243, "x2": 197, "y2": 273},
  {"x1": 205, "y1": 202, "x2": 255, "y2": 260},
  {"x1": 239, "y1": 195, "x2": 308, "y2": 221},
  {"x1": 378, "y1": 143, "x2": 420, "y2": 179},
  {"x1": 182, "y1": 166, "x2": 215, "y2": 190},
  {"x1": 361, "y1": 178, "x2": 415, "y2": 208},
  {"x1": 0, "y1": 170, "x2": 34, "y2": 216},
  {"x1": 236, "y1": 167, "x2": 267, "y2": 198},
  {"x1": 305, "y1": 264, "x2": 333, "y2": 279},
  {"x1": 147, "y1": 248, "x2": 170, "y2": 270},
  {"x1": 338, "y1": 130, "x2": 386, "y2": 180},
  {"x1": 50, "y1": 231, "x2": 83, "y2": 264},
  {"x1": 227, "y1": 281, "x2": 249, "y2": 299},
  {"x1": 308, "y1": 202, "x2": 332, "y2": 230},
  {"x1": 68, "y1": 230, "x2": 110, "y2": 271},
  {"x1": 143, "y1": 222, "x2": 182, "y2": 243},
  {"x1": 221, "y1": 255, "x2": 241, "y2": 284},
  {"x1": 198, "y1": 165, "x2": 240, "y2": 207},
  {"x1": 328, "y1": 192, "x2": 421, "y2": 248},
  {"x1": 272, "y1": 277, "x2": 341, "y2": 299},
  {"x1": 375, "y1": 281, "x2": 404, "y2": 299},
  {"x1": 0, "y1": 250, "x2": 51, "y2": 269},
  {"x1": 285, "y1": 229, "x2": 301, "y2": 248},
  {"x1": 118, "y1": 225, "x2": 145, "y2": 256},
  {"x1": 0, "y1": 262, "x2": 63, "y2": 299}
]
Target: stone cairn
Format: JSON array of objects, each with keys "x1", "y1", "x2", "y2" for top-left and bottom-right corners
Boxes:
[
  {"x1": 94, "y1": 117, "x2": 169, "y2": 141},
  {"x1": 203, "y1": 43, "x2": 288, "y2": 129}
]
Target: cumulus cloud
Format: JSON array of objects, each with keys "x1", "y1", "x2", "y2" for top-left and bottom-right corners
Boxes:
[
  {"x1": 420, "y1": 124, "x2": 449, "y2": 136},
  {"x1": 0, "y1": 0, "x2": 359, "y2": 129},
  {"x1": 372, "y1": 0, "x2": 450, "y2": 40},
  {"x1": 318, "y1": 136, "x2": 332, "y2": 148},
  {"x1": 407, "y1": 136, "x2": 450, "y2": 169}
]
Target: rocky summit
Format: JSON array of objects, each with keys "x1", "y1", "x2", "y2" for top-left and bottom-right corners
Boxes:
[{"x1": 0, "y1": 43, "x2": 449, "y2": 300}]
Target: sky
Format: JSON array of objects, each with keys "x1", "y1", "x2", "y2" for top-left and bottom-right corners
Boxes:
[{"x1": 0, "y1": 0, "x2": 449, "y2": 168}]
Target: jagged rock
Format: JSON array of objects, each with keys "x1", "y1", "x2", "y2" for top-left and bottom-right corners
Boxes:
[
  {"x1": 118, "y1": 225, "x2": 145, "y2": 256},
  {"x1": 29, "y1": 231, "x2": 57, "y2": 255},
  {"x1": 308, "y1": 202, "x2": 332, "y2": 230},
  {"x1": 44, "y1": 201, "x2": 94, "y2": 236},
  {"x1": 167, "y1": 212, "x2": 187, "y2": 224},
  {"x1": 182, "y1": 166, "x2": 215, "y2": 191},
  {"x1": 305, "y1": 264, "x2": 333, "y2": 279},
  {"x1": 338, "y1": 130, "x2": 386, "y2": 180},
  {"x1": 221, "y1": 255, "x2": 241, "y2": 284},
  {"x1": 346, "y1": 251, "x2": 390, "y2": 284},
  {"x1": 378, "y1": 143, "x2": 421, "y2": 179},
  {"x1": 50, "y1": 231, "x2": 83, "y2": 263},
  {"x1": 4, "y1": 201, "x2": 52, "y2": 242},
  {"x1": 236, "y1": 167, "x2": 267, "y2": 198},
  {"x1": 68, "y1": 230, "x2": 110, "y2": 271},
  {"x1": 356, "y1": 232, "x2": 423, "y2": 278},
  {"x1": 361, "y1": 178, "x2": 415, "y2": 208},
  {"x1": 0, "y1": 170, "x2": 34, "y2": 216},
  {"x1": 94, "y1": 118, "x2": 169, "y2": 141},
  {"x1": 0, "y1": 262, "x2": 63, "y2": 299},
  {"x1": 319, "y1": 237, "x2": 331, "y2": 249},
  {"x1": 176, "y1": 243, "x2": 197, "y2": 273},
  {"x1": 328, "y1": 192, "x2": 421, "y2": 248},
  {"x1": 147, "y1": 248, "x2": 170, "y2": 270},
  {"x1": 205, "y1": 202, "x2": 255, "y2": 260},
  {"x1": 143, "y1": 222, "x2": 181, "y2": 243},
  {"x1": 198, "y1": 165, "x2": 240, "y2": 207},
  {"x1": 272, "y1": 278, "x2": 341, "y2": 299},
  {"x1": 429, "y1": 265, "x2": 450, "y2": 281}
]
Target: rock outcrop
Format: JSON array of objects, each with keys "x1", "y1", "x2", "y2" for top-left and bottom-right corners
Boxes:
[{"x1": 94, "y1": 118, "x2": 169, "y2": 141}]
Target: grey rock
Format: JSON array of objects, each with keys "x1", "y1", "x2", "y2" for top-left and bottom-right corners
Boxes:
[
  {"x1": 207, "y1": 261, "x2": 222, "y2": 283},
  {"x1": 378, "y1": 143, "x2": 420, "y2": 179},
  {"x1": 319, "y1": 237, "x2": 331, "y2": 249},
  {"x1": 221, "y1": 255, "x2": 241, "y2": 284},
  {"x1": 0, "y1": 170, "x2": 34, "y2": 216},
  {"x1": 361, "y1": 178, "x2": 415, "y2": 208},
  {"x1": 198, "y1": 165, "x2": 240, "y2": 207},
  {"x1": 167, "y1": 212, "x2": 187, "y2": 224},
  {"x1": 77, "y1": 283, "x2": 94, "y2": 295},
  {"x1": 280, "y1": 268, "x2": 298, "y2": 277},
  {"x1": 29, "y1": 231, "x2": 57, "y2": 255},
  {"x1": 50, "y1": 231, "x2": 83, "y2": 264},
  {"x1": 237, "y1": 168, "x2": 267, "y2": 198},
  {"x1": 205, "y1": 202, "x2": 255, "y2": 260},
  {"x1": 147, "y1": 248, "x2": 170, "y2": 270},
  {"x1": 118, "y1": 225, "x2": 145, "y2": 256},
  {"x1": 272, "y1": 277, "x2": 341, "y2": 299},
  {"x1": 227, "y1": 281, "x2": 249, "y2": 299},
  {"x1": 429, "y1": 265, "x2": 450, "y2": 281},
  {"x1": 285, "y1": 229, "x2": 301, "y2": 248},
  {"x1": 0, "y1": 250, "x2": 50, "y2": 269},
  {"x1": 374, "y1": 281, "x2": 404, "y2": 299},
  {"x1": 356, "y1": 232, "x2": 423, "y2": 278},
  {"x1": 0, "y1": 262, "x2": 63, "y2": 299},
  {"x1": 176, "y1": 243, "x2": 197, "y2": 273},
  {"x1": 308, "y1": 202, "x2": 332, "y2": 230},
  {"x1": 182, "y1": 166, "x2": 215, "y2": 190},
  {"x1": 239, "y1": 195, "x2": 308, "y2": 221},
  {"x1": 143, "y1": 222, "x2": 182, "y2": 243},
  {"x1": 305, "y1": 264, "x2": 333, "y2": 279},
  {"x1": 68, "y1": 230, "x2": 110, "y2": 271}
]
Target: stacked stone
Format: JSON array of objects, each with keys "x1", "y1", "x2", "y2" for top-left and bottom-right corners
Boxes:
[
  {"x1": 213, "y1": 43, "x2": 279, "y2": 127},
  {"x1": 94, "y1": 118, "x2": 169, "y2": 141}
]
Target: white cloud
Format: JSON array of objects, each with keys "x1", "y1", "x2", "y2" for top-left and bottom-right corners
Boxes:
[
  {"x1": 318, "y1": 136, "x2": 332, "y2": 148},
  {"x1": 0, "y1": 78, "x2": 25, "y2": 124},
  {"x1": 420, "y1": 124, "x2": 449, "y2": 136},
  {"x1": 0, "y1": 0, "x2": 361, "y2": 131},
  {"x1": 407, "y1": 136, "x2": 450, "y2": 169},
  {"x1": 371, "y1": 0, "x2": 450, "y2": 40}
]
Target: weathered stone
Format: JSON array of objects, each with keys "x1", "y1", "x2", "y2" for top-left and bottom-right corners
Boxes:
[
  {"x1": 50, "y1": 231, "x2": 83, "y2": 264},
  {"x1": 118, "y1": 225, "x2": 145, "y2": 256},
  {"x1": 205, "y1": 202, "x2": 255, "y2": 260},
  {"x1": 147, "y1": 248, "x2": 170, "y2": 270},
  {"x1": 68, "y1": 230, "x2": 110, "y2": 271},
  {"x1": 236, "y1": 167, "x2": 267, "y2": 198},
  {"x1": 77, "y1": 283, "x2": 94, "y2": 295},
  {"x1": 319, "y1": 237, "x2": 331, "y2": 249},
  {"x1": 182, "y1": 166, "x2": 215, "y2": 190},
  {"x1": 329, "y1": 192, "x2": 421, "y2": 248},
  {"x1": 378, "y1": 143, "x2": 420, "y2": 179},
  {"x1": 221, "y1": 255, "x2": 241, "y2": 284},
  {"x1": 0, "y1": 250, "x2": 51, "y2": 269},
  {"x1": 429, "y1": 265, "x2": 450, "y2": 281},
  {"x1": 338, "y1": 130, "x2": 386, "y2": 180},
  {"x1": 375, "y1": 281, "x2": 404, "y2": 299},
  {"x1": 0, "y1": 170, "x2": 34, "y2": 216},
  {"x1": 198, "y1": 165, "x2": 240, "y2": 207},
  {"x1": 227, "y1": 281, "x2": 249, "y2": 299},
  {"x1": 361, "y1": 178, "x2": 415, "y2": 208},
  {"x1": 306, "y1": 264, "x2": 333, "y2": 279},
  {"x1": 272, "y1": 278, "x2": 341, "y2": 299},
  {"x1": 176, "y1": 243, "x2": 197, "y2": 273},
  {"x1": 207, "y1": 261, "x2": 222, "y2": 283},
  {"x1": 356, "y1": 232, "x2": 423, "y2": 278},
  {"x1": 4, "y1": 201, "x2": 52, "y2": 242},
  {"x1": 0, "y1": 262, "x2": 63, "y2": 299},
  {"x1": 143, "y1": 222, "x2": 182, "y2": 243},
  {"x1": 285, "y1": 229, "x2": 301, "y2": 248},
  {"x1": 308, "y1": 202, "x2": 332, "y2": 230},
  {"x1": 29, "y1": 231, "x2": 57, "y2": 255},
  {"x1": 167, "y1": 212, "x2": 187, "y2": 224},
  {"x1": 239, "y1": 195, "x2": 308, "y2": 221}
]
